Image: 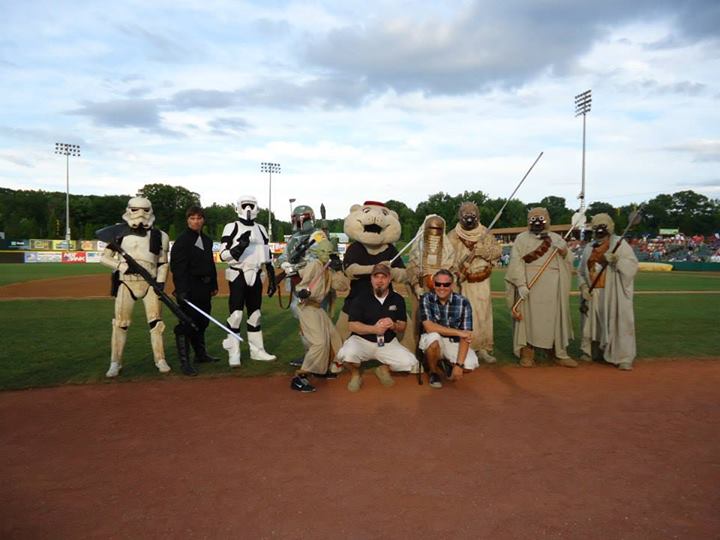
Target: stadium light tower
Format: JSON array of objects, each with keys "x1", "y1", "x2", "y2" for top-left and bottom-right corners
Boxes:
[
  {"x1": 574, "y1": 89, "x2": 591, "y2": 212},
  {"x1": 260, "y1": 162, "x2": 280, "y2": 240},
  {"x1": 54, "y1": 142, "x2": 81, "y2": 245}
]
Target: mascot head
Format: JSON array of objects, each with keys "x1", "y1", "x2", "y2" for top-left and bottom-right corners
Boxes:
[
  {"x1": 458, "y1": 201, "x2": 480, "y2": 231},
  {"x1": 291, "y1": 205, "x2": 315, "y2": 233},
  {"x1": 235, "y1": 195, "x2": 259, "y2": 221},
  {"x1": 343, "y1": 201, "x2": 401, "y2": 249},
  {"x1": 591, "y1": 213, "x2": 615, "y2": 241},
  {"x1": 527, "y1": 207, "x2": 550, "y2": 236},
  {"x1": 123, "y1": 197, "x2": 155, "y2": 229}
]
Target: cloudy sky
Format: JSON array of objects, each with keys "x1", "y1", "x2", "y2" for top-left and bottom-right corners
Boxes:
[{"x1": 1, "y1": 0, "x2": 719, "y2": 220}]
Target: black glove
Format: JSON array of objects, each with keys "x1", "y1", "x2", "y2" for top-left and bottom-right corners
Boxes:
[
  {"x1": 297, "y1": 288, "x2": 311, "y2": 300},
  {"x1": 265, "y1": 262, "x2": 277, "y2": 298},
  {"x1": 229, "y1": 231, "x2": 252, "y2": 260},
  {"x1": 157, "y1": 282, "x2": 165, "y2": 292},
  {"x1": 328, "y1": 253, "x2": 343, "y2": 272}
]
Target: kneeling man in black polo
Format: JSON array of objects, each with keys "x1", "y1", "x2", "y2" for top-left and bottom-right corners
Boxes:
[{"x1": 336, "y1": 263, "x2": 417, "y2": 392}]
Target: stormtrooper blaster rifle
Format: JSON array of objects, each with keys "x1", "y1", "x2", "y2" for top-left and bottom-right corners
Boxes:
[
  {"x1": 96, "y1": 224, "x2": 198, "y2": 332},
  {"x1": 457, "y1": 152, "x2": 543, "y2": 275},
  {"x1": 580, "y1": 207, "x2": 643, "y2": 314},
  {"x1": 511, "y1": 210, "x2": 586, "y2": 321}
]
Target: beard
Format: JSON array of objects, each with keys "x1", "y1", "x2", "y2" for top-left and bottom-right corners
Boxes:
[{"x1": 374, "y1": 286, "x2": 387, "y2": 296}]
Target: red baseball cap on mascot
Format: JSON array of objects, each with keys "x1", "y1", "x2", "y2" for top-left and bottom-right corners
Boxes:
[{"x1": 363, "y1": 201, "x2": 386, "y2": 207}]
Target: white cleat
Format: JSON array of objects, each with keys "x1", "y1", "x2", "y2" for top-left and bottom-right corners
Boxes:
[
  {"x1": 155, "y1": 359, "x2": 171, "y2": 374},
  {"x1": 106, "y1": 361, "x2": 122, "y2": 378}
]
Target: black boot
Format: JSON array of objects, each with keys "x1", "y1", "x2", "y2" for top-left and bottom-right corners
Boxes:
[
  {"x1": 176, "y1": 333, "x2": 198, "y2": 376},
  {"x1": 192, "y1": 334, "x2": 220, "y2": 363}
]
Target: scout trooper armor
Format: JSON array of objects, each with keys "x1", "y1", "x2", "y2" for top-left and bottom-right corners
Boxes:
[
  {"x1": 220, "y1": 195, "x2": 277, "y2": 366},
  {"x1": 100, "y1": 197, "x2": 171, "y2": 378}
]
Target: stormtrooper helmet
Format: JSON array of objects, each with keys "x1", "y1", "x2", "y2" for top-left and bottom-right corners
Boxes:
[
  {"x1": 235, "y1": 195, "x2": 259, "y2": 221},
  {"x1": 122, "y1": 197, "x2": 155, "y2": 229}
]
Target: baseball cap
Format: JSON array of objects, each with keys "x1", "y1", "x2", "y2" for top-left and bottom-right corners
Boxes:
[{"x1": 371, "y1": 263, "x2": 391, "y2": 276}]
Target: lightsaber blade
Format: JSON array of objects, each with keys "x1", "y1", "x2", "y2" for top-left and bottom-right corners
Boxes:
[{"x1": 183, "y1": 299, "x2": 243, "y2": 342}]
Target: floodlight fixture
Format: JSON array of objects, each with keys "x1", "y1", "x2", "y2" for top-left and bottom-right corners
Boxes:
[
  {"x1": 260, "y1": 162, "x2": 281, "y2": 239},
  {"x1": 54, "y1": 142, "x2": 81, "y2": 245},
  {"x1": 574, "y1": 90, "x2": 592, "y2": 211}
]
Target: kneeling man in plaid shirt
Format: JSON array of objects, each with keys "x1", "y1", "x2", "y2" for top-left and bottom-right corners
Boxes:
[{"x1": 419, "y1": 268, "x2": 479, "y2": 389}]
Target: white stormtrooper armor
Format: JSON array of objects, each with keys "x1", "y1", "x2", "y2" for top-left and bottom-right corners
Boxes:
[
  {"x1": 100, "y1": 197, "x2": 171, "y2": 377},
  {"x1": 220, "y1": 195, "x2": 276, "y2": 364}
]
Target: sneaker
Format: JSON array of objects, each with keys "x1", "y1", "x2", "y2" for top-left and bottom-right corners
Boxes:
[
  {"x1": 289, "y1": 357, "x2": 304, "y2": 368},
  {"x1": 428, "y1": 373, "x2": 443, "y2": 389},
  {"x1": 618, "y1": 363, "x2": 633, "y2": 371},
  {"x1": 290, "y1": 376, "x2": 316, "y2": 393},
  {"x1": 374, "y1": 365, "x2": 395, "y2": 387}
]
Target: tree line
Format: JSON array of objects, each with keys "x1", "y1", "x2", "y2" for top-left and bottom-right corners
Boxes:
[{"x1": 0, "y1": 184, "x2": 718, "y2": 242}]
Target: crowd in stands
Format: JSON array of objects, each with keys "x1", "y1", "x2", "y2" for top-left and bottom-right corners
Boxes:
[{"x1": 531, "y1": 233, "x2": 720, "y2": 265}]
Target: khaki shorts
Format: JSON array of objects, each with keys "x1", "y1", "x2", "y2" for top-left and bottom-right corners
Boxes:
[
  {"x1": 418, "y1": 332, "x2": 479, "y2": 370},
  {"x1": 336, "y1": 335, "x2": 418, "y2": 372}
]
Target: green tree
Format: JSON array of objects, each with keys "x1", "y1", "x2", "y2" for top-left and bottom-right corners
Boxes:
[
  {"x1": 138, "y1": 183, "x2": 201, "y2": 236},
  {"x1": 385, "y1": 199, "x2": 419, "y2": 241},
  {"x1": 587, "y1": 201, "x2": 616, "y2": 218}
]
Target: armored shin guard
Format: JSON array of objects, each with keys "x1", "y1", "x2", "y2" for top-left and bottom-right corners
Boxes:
[
  {"x1": 149, "y1": 321, "x2": 170, "y2": 373},
  {"x1": 223, "y1": 311, "x2": 243, "y2": 367},
  {"x1": 107, "y1": 319, "x2": 128, "y2": 378},
  {"x1": 247, "y1": 310, "x2": 275, "y2": 361}
]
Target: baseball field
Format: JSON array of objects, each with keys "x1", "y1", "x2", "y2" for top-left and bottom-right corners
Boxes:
[{"x1": 1, "y1": 264, "x2": 719, "y2": 538}]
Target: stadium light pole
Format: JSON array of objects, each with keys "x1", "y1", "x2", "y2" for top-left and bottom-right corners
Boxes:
[
  {"x1": 260, "y1": 162, "x2": 280, "y2": 240},
  {"x1": 574, "y1": 89, "x2": 591, "y2": 213},
  {"x1": 54, "y1": 142, "x2": 81, "y2": 246}
]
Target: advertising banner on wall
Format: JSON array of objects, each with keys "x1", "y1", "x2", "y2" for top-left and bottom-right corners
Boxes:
[
  {"x1": 36, "y1": 252, "x2": 63, "y2": 263},
  {"x1": 30, "y1": 239, "x2": 53, "y2": 250},
  {"x1": 85, "y1": 251, "x2": 103, "y2": 263},
  {"x1": 52, "y1": 240, "x2": 77, "y2": 250},
  {"x1": 80, "y1": 239, "x2": 102, "y2": 251},
  {"x1": 24, "y1": 252, "x2": 38, "y2": 263},
  {"x1": 62, "y1": 251, "x2": 87, "y2": 264}
]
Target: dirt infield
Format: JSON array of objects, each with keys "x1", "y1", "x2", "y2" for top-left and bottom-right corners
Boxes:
[{"x1": 2, "y1": 360, "x2": 719, "y2": 538}]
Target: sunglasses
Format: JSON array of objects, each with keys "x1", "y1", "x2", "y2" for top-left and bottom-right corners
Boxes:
[{"x1": 434, "y1": 281, "x2": 452, "y2": 288}]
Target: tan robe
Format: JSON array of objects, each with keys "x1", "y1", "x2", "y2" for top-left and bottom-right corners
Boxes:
[
  {"x1": 505, "y1": 231, "x2": 574, "y2": 357},
  {"x1": 404, "y1": 221, "x2": 456, "y2": 350},
  {"x1": 578, "y1": 236, "x2": 638, "y2": 366},
  {"x1": 447, "y1": 223, "x2": 502, "y2": 352},
  {"x1": 297, "y1": 260, "x2": 349, "y2": 374}
]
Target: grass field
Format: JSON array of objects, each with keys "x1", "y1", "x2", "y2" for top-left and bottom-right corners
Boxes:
[
  {"x1": 2, "y1": 262, "x2": 719, "y2": 290},
  {"x1": 0, "y1": 264, "x2": 718, "y2": 390}
]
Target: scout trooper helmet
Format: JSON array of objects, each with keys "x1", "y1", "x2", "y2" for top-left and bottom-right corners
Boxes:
[
  {"x1": 236, "y1": 195, "x2": 259, "y2": 221},
  {"x1": 122, "y1": 197, "x2": 155, "y2": 229}
]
